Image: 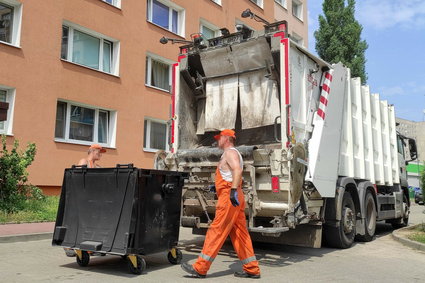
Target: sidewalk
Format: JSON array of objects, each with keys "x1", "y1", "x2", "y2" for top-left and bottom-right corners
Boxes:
[{"x1": 0, "y1": 222, "x2": 54, "y2": 243}]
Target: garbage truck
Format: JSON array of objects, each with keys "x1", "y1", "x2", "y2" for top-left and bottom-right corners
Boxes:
[{"x1": 156, "y1": 17, "x2": 418, "y2": 248}]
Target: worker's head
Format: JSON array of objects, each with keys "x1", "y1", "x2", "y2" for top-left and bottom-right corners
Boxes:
[
  {"x1": 88, "y1": 144, "x2": 106, "y2": 161},
  {"x1": 214, "y1": 129, "x2": 236, "y2": 149}
]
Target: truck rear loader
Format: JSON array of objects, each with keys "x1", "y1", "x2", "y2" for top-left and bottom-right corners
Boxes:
[{"x1": 156, "y1": 15, "x2": 418, "y2": 248}]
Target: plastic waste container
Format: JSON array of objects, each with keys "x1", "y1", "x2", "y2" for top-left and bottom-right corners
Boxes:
[{"x1": 52, "y1": 164, "x2": 188, "y2": 274}]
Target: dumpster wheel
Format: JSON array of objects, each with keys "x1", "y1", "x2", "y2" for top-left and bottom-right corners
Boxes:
[
  {"x1": 167, "y1": 248, "x2": 182, "y2": 265},
  {"x1": 75, "y1": 250, "x2": 90, "y2": 267},
  {"x1": 127, "y1": 254, "x2": 146, "y2": 274}
]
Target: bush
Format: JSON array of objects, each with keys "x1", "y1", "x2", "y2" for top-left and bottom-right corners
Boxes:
[
  {"x1": 0, "y1": 135, "x2": 39, "y2": 213},
  {"x1": 420, "y1": 163, "x2": 425, "y2": 203}
]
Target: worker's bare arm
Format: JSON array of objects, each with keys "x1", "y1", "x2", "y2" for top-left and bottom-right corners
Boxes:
[
  {"x1": 77, "y1": 158, "x2": 88, "y2": 166},
  {"x1": 225, "y1": 150, "x2": 242, "y2": 188}
]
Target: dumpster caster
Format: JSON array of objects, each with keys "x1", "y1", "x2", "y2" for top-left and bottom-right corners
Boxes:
[
  {"x1": 75, "y1": 250, "x2": 90, "y2": 267},
  {"x1": 167, "y1": 248, "x2": 182, "y2": 265},
  {"x1": 127, "y1": 254, "x2": 146, "y2": 274}
]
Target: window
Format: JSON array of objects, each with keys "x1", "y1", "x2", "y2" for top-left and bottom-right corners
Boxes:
[
  {"x1": 144, "y1": 118, "x2": 169, "y2": 151},
  {"x1": 0, "y1": 0, "x2": 22, "y2": 46},
  {"x1": 0, "y1": 86, "x2": 15, "y2": 135},
  {"x1": 275, "y1": 0, "x2": 287, "y2": 9},
  {"x1": 250, "y1": 0, "x2": 264, "y2": 8},
  {"x1": 292, "y1": 0, "x2": 303, "y2": 20},
  {"x1": 61, "y1": 22, "x2": 120, "y2": 75},
  {"x1": 146, "y1": 54, "x2": 173, "y2": 92},
  {"x1": 200, "y1": 20, "x2": 220, "y2": 39},
  {"x1": 101, "y1": 0, "x2": 121, "y2": 8},
  {"x1": 55, "y1": 100, "x2": 116, "y2": 146},
  {"x1": 291, "y1": 32, "x2": 303, "y2": 46},
  {"x1": 147, "y1": 0, "x2": 184, "y2": 36}
]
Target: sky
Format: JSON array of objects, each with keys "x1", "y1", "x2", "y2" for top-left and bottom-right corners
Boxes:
[{"x1": 308, "y1": 0, "x2": 425, "y2": 122}]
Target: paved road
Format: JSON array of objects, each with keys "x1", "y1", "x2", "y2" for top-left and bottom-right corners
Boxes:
[{"x1": 1, "y1": 205, "x2": 424, "y2": 282}]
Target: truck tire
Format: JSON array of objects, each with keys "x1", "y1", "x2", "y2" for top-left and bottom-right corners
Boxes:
[
  {"x1": 324, "y1": 192, "x2": 356, "y2": 249},
  {"x1": 356, "y1": 191, "x2": 376, "y2": 242},
  {"x1": 391, "y1": 194, "x2": 409, "y2": 229}
]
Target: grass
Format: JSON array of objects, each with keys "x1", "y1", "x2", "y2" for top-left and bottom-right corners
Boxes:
[
  {"x1": 0, "y1": 196, "x2": 59, "y2": 224},
  {"x1": 407, "y1": 223, "x2": 425, "y2": 244}
]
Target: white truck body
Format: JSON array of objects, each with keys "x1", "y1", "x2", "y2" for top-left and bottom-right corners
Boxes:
[{"x1": 157, "y1": 21, "x2": 416, "y2": 248}]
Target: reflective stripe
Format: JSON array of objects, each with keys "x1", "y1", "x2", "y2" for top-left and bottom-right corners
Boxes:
[
  {"x1": 199, "y1": 253, "x2": 215, "y2": 262},
  {"x1": 241, "y1": 256, "x2": 257, "y2": 265}
]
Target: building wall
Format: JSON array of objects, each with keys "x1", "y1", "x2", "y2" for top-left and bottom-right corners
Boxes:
[
  {"x1": 0, "y1": 0, "x2": 308, "y2": 194},
  {"x1": 396, "y1": 117, "x2": 425, "y2": 163}
]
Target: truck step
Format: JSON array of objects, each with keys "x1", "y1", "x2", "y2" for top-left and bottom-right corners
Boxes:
[{"x1": 249, "y1": 227, "x2": 289, "y2": 234}]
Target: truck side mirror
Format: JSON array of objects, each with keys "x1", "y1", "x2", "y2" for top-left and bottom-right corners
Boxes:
[{"x1": 408, "y1": 138, "x2": 418, "y2": 161}]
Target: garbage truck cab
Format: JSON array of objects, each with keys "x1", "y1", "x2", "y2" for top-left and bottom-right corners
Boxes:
[{"x1": 156, "y1": 18, "x2": 418, "y2": 248}]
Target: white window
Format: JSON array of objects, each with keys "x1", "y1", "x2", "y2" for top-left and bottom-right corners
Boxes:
[
  {"x1": 291, "y1": 32, "x2": 303, "y2": 46},
  {"x1": 0, "y1": 0, "x2": 22, "y2": 47},
  {"x1": 61, "y1": 21, "x2": 120, "y2": 76},
  {"x1": 292, "y1": 0, "x2": 303, "y2": 20},
  {"x1": 144, "y1": 118, "x2": 169, "y2": 151},
  {"x1": 101, "y1": 0, "x2": 121, "y2": 8},
  {"x1": 250, "y1": 0, "x2": 263, "y2": 8},
  {"x1": 200, "y1": 20, "x2": 220, "y2": 40},
  {"x1": 55, "y1": 100, "x2": 117, "y2": 147},
  {"x1": 0, "y1": 86, "x2": 15, "y2": 135},
  {"x1": 147, "y1": 0, "x2": 185, "y2": 36},
  {"x1": 210, "y1": 0, "x2": 221, "y2": 5},
  {"x1": 146, "y1": 53, "x2": 173, "y2": 92},
  {"x1": 275, "y1": 0, "x2": 287, "y2": 9}
]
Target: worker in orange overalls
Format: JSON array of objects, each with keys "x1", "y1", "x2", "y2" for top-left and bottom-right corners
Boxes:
[{"x1": 181, "y1": 129, "x2": 261, "y2": 279}]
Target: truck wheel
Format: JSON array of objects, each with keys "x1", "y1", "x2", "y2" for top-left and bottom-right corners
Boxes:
[
  {"x1": 324, "y1": 192, "x2": 356, "y2": 249},
  {"x1": 391, "y1": 194, "x2": 409, "y2": 229},
  {"x1": 356, "y1": 191, "x2": 376, "y2": 242}
]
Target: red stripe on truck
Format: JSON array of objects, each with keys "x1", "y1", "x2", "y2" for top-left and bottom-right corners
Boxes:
[
  {"x1": 325, "y1": 72, "x2": 333, "y2": 81},
  {"x1": 322, "y1": 83, "x2": 330, "y2": 93},
  {"x1": 320, "y1": 96, "x2": 328, "y2": 106},
  {"x1": 317, "y1": 108, "x2": 325, "y2": 119}
]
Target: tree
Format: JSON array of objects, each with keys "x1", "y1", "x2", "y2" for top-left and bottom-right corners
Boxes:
[
  {"x1": 0, "y1": 136, "x2": 40, "y2": 213},
  {"x1": 314, "y1": 0, "x2": 368, "y2": 83}
]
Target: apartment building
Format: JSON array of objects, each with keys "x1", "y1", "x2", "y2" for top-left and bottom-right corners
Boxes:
[{"x1": 0, "y1": 0, "x2": 308, "y2": 195}]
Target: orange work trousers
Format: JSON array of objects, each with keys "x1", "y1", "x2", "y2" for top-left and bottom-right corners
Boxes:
[{"x1": 192, "y1": 168, "x2": 260, "y2": 276}]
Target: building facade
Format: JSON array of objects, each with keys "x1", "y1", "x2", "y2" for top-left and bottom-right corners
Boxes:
[
  {"x1": 396, "y1": 117, "x2": 425, "y2": 188},
  {"x1": 0, "y1": 0, "x2": 308, "y2": 194}
]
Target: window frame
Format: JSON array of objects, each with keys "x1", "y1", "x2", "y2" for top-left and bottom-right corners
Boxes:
[
  {"x1": 292, "y1": 0, "x2": 303, "y2": 21},
  {"x1": 61, "y1": 21, "x2": 120, "y2": 76},
  {"x1": 210, "y1": 0, "x2": 221, "y2": 5},
  {"x1": 200, "y1": 19, "x2": 220, "y2": 39},
  {"x1": 250, "y1": 0, "x2": 264, "y2": 9},
  {"x1": 101, "y1": 0, "x2": 121, "y2": 8},
  {"x1": 275, "y1": 0, "x2": 287, "y2": 9},
  {"x1": 145, "y1": 53, "x2": 174, "y2": 93},
  {"x1": 0, "y1": 0, "x2": 23, "y2": 47},
  {"x1": 143, "y1": 117, "x2": 170, "y2": 152},
  {"x1": 0, "y1": 85, "x2": 15, "y2": 135},
  {"x1": 290, "y1": 32, "x2": 303, "y2": 46},
  {"x1": 146, "y1": 0, "x2": 185, "y2": 37},
  {"x1": 54, "y1": 100, "x2": 117, "y2": 148}
]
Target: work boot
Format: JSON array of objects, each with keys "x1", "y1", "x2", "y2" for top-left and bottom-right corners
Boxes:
[
  {"x1": 181, "y1": 262, "x2": 206, "y2": 278},
  {"x1": 234, "y1": 271, "x2": 261, "y2": 279}
]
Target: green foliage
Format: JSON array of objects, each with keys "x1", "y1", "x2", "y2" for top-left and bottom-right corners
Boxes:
[
  {"x1": 314, "y1": 0, "x2": 368, "y2": 83},
  {"x1": 0, "y1": 135, "x2": 39, "y2": 213},
  {"x1": 0, "y1": 196, "x2": 59, "y2": 223},
  {"x1": 420, "y1": 163, "x2": 425, "y2": 202}
]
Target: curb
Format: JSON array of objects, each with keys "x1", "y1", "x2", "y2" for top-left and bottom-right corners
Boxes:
[
  {"x1": 0, "y1": 232, "x2": 52, "y2": 244},
  {"x1": 392, "y1": 224, "x2": 425, "y2": 252}
]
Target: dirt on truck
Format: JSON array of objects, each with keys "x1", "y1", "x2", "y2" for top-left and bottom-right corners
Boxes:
[{"x1": 156, "y1": 13, "x2": 418, "y2": 249}]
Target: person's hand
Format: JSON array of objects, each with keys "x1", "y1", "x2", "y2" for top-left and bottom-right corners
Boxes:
[
  {"x1": 208, "y1": 184, "x2": 216, "y2": 193},
  {"x1": 230, "y1": 189, "x2": 239, "y2": 207}
]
